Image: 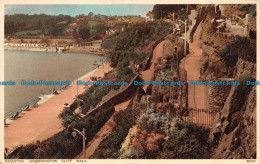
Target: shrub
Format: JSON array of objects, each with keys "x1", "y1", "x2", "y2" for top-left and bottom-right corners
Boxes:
[
  {"x1": 103, "y1": 23, "x2": 169, "y2": 51},
  {"x1": 91, "y1": 107, "x2": 134, "y2": 159},
  {"x1": 12, "y1": 144, "x2": 38, "y2": 159},
  {"x1": 104, "y1": 22, "x2": 169, "y2": 76},
  {"x1": 237, "y1": 4, "x2": 256, "y2": 19},
  {"x1": 220, "y1": 37, "x2": 256, "y2": 67},
  {"x1": 59, "y1": 108, "x2": 80, "y2": 128},
  {"x1": 121, "y1": 150, "x2": 145, "y2": 159},
  {"x1": 115, "y1": 63, "x2": 134, "y2": 79},
  {"x1": 159, "y1": 122, "x2": 210, "y2": 159},
  {"x1": 81, "y1": 84, "x2": 117, "y2": 113}
]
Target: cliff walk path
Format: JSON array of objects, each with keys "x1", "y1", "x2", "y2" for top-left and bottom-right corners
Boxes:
[
  {"x1": 4, "y1": 64, "x2": 112, "y2": 152},
  {"x1": 141, "y1": 41, "x2": 166, "y2": 92},
  {"x1": 76, "y1": 40, "x2": 166, "y2": 159},
  {"x1": 180, "y1": 26, "x2": 207, "y2": 110},
  {"x1": 75, "y1": 99, "x2": 131, "y2": 159}
]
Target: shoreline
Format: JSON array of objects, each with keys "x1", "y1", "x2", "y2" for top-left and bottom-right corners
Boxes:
[
  {"x1": 5, "y1": 62, "x2": 113, "y2": 151},
  {"x1": 4, "y1": 46, "x2": 107, "y2": 56},
  {"x1": 63, "y1": 49, "x2": 107, "y2": 56},
  {"x1": 4, "y1": 65, "x2": 103, "y2": 124}
]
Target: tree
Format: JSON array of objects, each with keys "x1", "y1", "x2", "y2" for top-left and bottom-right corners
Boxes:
[
  {"x1": 88, "y1": 12, "x2": 93, "y2": 18},
  {"x1": 5, "y1": 21, "x2": 15, "y2": 35},
  {"x1": 15, "y1": 22, "x2": 26, "y2": 31},
  {"x1": 78, "y1": 26, "x2": 90, "y2": 40},
  {"x1": 37, "y1": 20, "x2": 42, "y2": 28},
  {"x1": 146, "y1": 11, "x2": 154, "y2": 21},
  {"x1": 48, "y1": 24, "x2": 60, "y2": 36},
  {"x1": 72, "y1": 29, "x2": 80, "y2": 44},
  {"x1": 152, "y1": 4, "x2": 186, "y2": 20}
]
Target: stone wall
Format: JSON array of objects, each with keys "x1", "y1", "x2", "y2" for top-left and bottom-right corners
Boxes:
[
  {"x1": 210, "y1": 85, "x2": 256, "y2": 158},
  {"x1": 207, "y1": 78, "x2": 235, "y2": 112},
  {"x1": 234, "y1": 57, "x2": 256, "y2": 79},
  {"x1": 209, "y1": 57, "x2": 256, "y2": 158},
  {"x1": 189, "y1": 5, "x2": 212, "y2": 42},
  {"x1": 83, "y1": 74, "x2": 141, "y2": 117}
]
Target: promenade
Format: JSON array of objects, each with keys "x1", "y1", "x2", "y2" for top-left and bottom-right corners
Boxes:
[{"x1": 4, "y1": 64, "x2": 112, "y2": 152}]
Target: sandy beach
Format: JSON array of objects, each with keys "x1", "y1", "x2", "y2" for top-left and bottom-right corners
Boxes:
[{"x1": 4, "y1": 63, "x2": 112, "y2": 152}]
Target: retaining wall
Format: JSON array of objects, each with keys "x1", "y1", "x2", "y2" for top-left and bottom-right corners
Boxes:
[
  {"x1": 207, "y1": 78, "x2": 235, "y2": 112},
  {"x1": 83, "y1": 75, "x2": 141, "y2": 117}
]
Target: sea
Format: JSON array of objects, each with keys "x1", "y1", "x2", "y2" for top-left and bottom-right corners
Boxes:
[{"x1": 4, "y1": 50, "x2": 106, "y2": 119}]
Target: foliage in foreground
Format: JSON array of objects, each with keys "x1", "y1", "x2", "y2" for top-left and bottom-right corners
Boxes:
[
  {"x1": 91, "y1": 107, "x2": 134, "y2": 159},
  {"x1": 126, "y1": 121, "x2": 210, "y2": 159},
  {"x1": 159, "y1": 122, "x2": 210, "y2": 159}
]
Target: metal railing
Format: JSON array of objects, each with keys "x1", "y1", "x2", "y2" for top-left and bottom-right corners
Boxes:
[{"x1": 180, "y1": 108, "x2": 216, "y2": 127}]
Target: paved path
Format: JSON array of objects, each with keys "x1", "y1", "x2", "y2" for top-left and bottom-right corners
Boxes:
[
  {"x1": 141, "y1": 40, "x2": 166, "y2": 92},
  {"x1": 75, "y1": 99, "x2": 131, "y2": 159},
  {"x1": 180, "y1": 27, "x2": 207, "y2": 110},
  {"x1": 4, "y1": 64, "x2": 112, "y2": 152},
  {"x1": 76, "y1": 40, "x2": 166, "y2": 159}
]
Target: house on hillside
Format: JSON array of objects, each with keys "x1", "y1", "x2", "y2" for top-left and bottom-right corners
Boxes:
[{"x1": 64, "y1": 23, "x2": 79, "y2": 36}]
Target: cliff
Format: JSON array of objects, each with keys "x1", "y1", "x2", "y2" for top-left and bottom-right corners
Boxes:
[{"x1": 209, "y1": 58, "x2": 256, "y2": 159}]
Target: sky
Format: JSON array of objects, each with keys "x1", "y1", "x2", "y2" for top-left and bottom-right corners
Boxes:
[{"x1": 5, "y1": 4, "x2": 154, "y2": 17}]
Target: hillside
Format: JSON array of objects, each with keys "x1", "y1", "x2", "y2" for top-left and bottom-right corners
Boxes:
[{"x1": 5, "y1": 14, "x2": 72, "y2": 36}]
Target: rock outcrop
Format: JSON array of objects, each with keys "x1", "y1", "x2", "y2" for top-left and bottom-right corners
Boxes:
[
  {"x1": 209, "y1": 58, "x2": 256, "y2": 158},
  {"x1": 210, "y1": 84, "x2": 256, "y2": 158}
]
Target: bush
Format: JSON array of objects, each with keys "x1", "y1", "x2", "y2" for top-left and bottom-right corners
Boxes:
[
  {"x1": 159, "y1": 122, "x2": 210, "y2": 159},
  {"x1": 115, "y1": 62, "x2": 134, "y2": 79},
  {"x1": 103, "y1": 22, "x2": 169, "y2": 81},
  {"x1": 91, "y1": 107, "x2": 134, "y2": 159},
  {"x1": 12, "y1": 144, "x2": 38, "y2": 159},
  {"x1": 121, "y1": 150, "x2": 145, "y2": 159},
  {"x1": 220, "y1": 37, "x2": 256, "y2": 67},
  {"x1": 103, "y1": 23, "x2": 169, "y2": 51},
  {"x1": 81, "y1": 84, "x2": 117, "y2": 113},
  {"x1": 59, "y1": 108, "x2": 80, "y2": 128},
  {"x1": 237, "y1": 4, "x2": 256, "y2": 19}
]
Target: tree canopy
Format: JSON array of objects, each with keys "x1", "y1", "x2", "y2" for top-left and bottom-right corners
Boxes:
[{"x1": 152, "y1": 4, "x2": 186, "y2": 20}]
